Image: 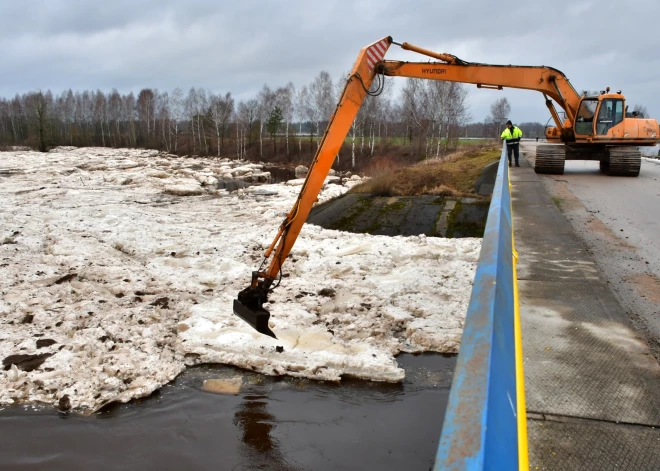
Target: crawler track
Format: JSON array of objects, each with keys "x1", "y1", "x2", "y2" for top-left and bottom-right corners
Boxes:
[
  {"x1": 534, "y1": 145, "x2": 566, "y2": 175},
  {"x1": 606, "y1": 147, "x2": 641, "y2": 176}
]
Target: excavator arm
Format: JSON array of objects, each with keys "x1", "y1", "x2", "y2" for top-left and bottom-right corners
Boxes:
[
  {"x1": 383, "y1": 42, "x2": 581, "y2": 137},
  {"x1": 233, "y1": 37, "x2": 393, "y2": 338},
  {"x1": 232, "y1": 37, "x2": 608, "y2": 337}
]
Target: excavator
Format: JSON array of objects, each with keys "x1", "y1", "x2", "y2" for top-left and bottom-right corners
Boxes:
[{"x1": 233, "y1": 37, "x2": 660, "y2": 338}]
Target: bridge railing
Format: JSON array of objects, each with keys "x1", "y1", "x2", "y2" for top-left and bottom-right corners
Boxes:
[{"x1": 434, "y1": 144, "x2": 528, "y2": 470}]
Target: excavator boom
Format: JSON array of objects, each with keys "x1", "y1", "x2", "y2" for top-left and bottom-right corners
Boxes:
[{"x1": 233, "y1": 37, "x2": 392, "y2": 337}]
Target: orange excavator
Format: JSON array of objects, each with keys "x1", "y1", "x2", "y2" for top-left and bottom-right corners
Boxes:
[{"x1": 234, "y1": 37, "x2": 659, "y2": 337}]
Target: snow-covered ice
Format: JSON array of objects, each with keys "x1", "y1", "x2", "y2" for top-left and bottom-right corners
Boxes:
[{"x1": 0, "y1": 147, "x2": 481, "y2": 412}]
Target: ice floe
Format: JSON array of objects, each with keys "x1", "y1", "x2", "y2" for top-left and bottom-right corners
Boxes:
[{"x1": 0, "y1": 147, "x2": 480, "y2": 412}]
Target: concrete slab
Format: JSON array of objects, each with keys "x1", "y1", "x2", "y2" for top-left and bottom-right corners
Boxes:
[
  {"x1": 399, "y1": 198, "x2": 439, "y2": 236},
  {"x1": 515, "y1": 243, "x2": 601, "y2": 282},
  {"x1": 520, "y1": 279, "x2": 660, "y2": 426},
  {"x1": 511, "y1": 181, "x2": 558, "y2": 206},
  {"x1": 513, "y1": 202, "x2": 577, "y2": 237},
  {"x1": 509, "y1": 165, "x2": 540, "y2": 183},
  {"x1": 434, "y1": 200, "x2": 456, "y2": 237},
  {"x1": 527, "y1": 418, "x2": 660, "y2": 471}
]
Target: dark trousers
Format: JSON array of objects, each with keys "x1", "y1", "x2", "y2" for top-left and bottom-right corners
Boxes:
[{"x1": 507, "y1": 143, "x2": 520, "y2": 165}]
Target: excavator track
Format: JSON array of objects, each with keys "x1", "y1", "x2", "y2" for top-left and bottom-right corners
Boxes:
[
  {"x1": 534, "y1": 145, "x2": 566, "y2": 175},
  {"x1": 605, "y1": 147, "x2": 641, "y2": 177}
]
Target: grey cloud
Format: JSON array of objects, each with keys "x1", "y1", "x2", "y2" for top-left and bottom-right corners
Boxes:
[{"x1": 1, "y1": 0, "x2": 658, "y2": 122}]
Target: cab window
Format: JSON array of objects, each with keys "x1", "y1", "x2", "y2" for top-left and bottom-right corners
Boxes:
[
  {"x1": 575, "y1": 99, "x2": 598, "y2": 135},
  {"x1": 597, "y1": 99, "x2": 624, "y2": 135}
]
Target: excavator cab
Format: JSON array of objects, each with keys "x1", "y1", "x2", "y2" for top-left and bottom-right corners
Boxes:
[
  {"x1": 573, "y1": 92, "x2": 657, "y2": 143},
  {"x1": 539, "y1": 92, "x2": 656, "y2": 176},
  {"x1": 574, "y1": 93, "x2": 625, "y2": 138}
]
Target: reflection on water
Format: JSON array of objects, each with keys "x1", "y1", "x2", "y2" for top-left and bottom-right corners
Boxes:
[
  {"x1": 0, "y1": 353, "x2": 455, "y2": 471},
  {"x1": 235, "y1": 395, "x2": 275, "y2": 453},
  {"x1": 233, "y1": 392, "x2": 301, "y2": 471}
]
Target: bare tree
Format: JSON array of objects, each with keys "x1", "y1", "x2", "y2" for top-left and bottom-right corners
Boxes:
[
  {"x1": 108, "y1": 89, "x2": 122, "y2": 147},
  {"x1": 401, "y1": 78, "x2": 431, "y2": 158},
  {"x1": 93, "y1": 90, "x2": 108, "y2": 147},
  {"x1": 236, "y1": 99, "x2": 258, "y2": 159},
  {"x1": 124, "y1": 92, "x2": 137, "y2": 147},
  {"x1": 308, "y1": 71, "x2": 335, "y2": 149},
  {"x1": 294, "y1": 85, "x2": 309, "y2": 156},
  {"x1": 489, "y1": 97, "x2": 511, "y2": 135},
  {"x1": 185, "y1": 88, "x2": 198, "y2": 154},
  {"x1": 444, "y1": 83, "x2": 471, "y2": 150},
  {"x1": 79, "y1": 91, "x2": 94, "y2": 144},
  {"x1": 57, "y1": 90, "x2": 75, "y2": 145},
  {"x1": 13, "y1": 95, "x2": 26, "y2": 143},
  {"x1": 0, "y1": 99, "x2": 9, "y2": 144},
  {"x1": 426, "y1": 82, "x2": 471, "y2": 155},
  {"x1": 275, "y1": 83, "x2": 294, "y2": 158},
  {"x1": 209, "y1": 92, "x2": 234, "y2": 157},
  {"x1": 2, "y1": 95, "x2": 22, "y2": 144},
  {"x1": 195, "y1": 88, "x2": 209, "y2": 155},
  {"x1": 25, "y1": 91, "x2": 50, "y2": 152},
  {"x1": 152, "y1": 88, "x2": 160, "y2": 145},
  {"x1": 157, "y1": 91, "x2": 171, "y2": 152},
  {"x1": 257, "y1": 85, "x2": 275, "y2": 159},
  {"x1": 169, "y1": 87, "x2": 185, "y2": 152},
  {"x1": 632, "y1": 104, "x2": 648, "y2": 118},
  {"x1": 137, "y1": 89, "x2": 155, "y2": 146}
]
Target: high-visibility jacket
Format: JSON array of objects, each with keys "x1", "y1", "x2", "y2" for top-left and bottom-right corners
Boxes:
[{"x1": 501, "y1": 126, "x2": 523, "y2": 145}]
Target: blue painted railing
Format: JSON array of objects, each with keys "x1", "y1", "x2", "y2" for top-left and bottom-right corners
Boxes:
[{"x1": 434, "y1": 144, "x2": 527, "y2": 470}]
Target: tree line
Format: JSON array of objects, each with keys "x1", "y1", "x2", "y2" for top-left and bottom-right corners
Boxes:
[{"x1": 0, "y1": 72, "x2": 545, "y2": 170}]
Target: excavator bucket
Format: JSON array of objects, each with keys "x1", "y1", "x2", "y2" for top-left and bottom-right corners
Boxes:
[
  {"x1": 233, "y1": 279, "x2": 277, "y2": 338},
  {"x1": 232, "y1": 299, "x2": 277, "y2": 339}
]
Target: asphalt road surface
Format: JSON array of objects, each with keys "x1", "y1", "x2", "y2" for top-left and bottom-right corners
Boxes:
[{"x1": 522, "y1": 142, "x2": 660, "y2": 359}]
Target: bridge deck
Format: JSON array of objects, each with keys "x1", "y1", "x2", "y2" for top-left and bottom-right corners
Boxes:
[{"x1": 512, "y1": 154, "x2": 660, "y2": 470}]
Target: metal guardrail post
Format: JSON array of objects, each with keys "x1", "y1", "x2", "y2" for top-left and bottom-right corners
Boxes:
[{"x1": 434, "y1": 143, "x2": 527, "y2": 470}]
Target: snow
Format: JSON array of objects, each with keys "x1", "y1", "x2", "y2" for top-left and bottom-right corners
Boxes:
[{"x1": 0, "y1": 147, "x2": 480, "y2": 412}]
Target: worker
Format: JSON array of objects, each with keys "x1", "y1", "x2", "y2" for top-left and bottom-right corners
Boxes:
[{"x1": 501, "y1": 120, "x2": 523, "y2": 167}]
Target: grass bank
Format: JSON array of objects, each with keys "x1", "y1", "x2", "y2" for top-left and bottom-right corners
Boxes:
[{"x1": 351, "y1": 146, "x2": 501, "y2": 197}]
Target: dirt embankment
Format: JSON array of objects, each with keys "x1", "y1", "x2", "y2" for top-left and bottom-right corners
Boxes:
[{"x1": 309, "y1": 147, "x2": 500, "y2": 238}]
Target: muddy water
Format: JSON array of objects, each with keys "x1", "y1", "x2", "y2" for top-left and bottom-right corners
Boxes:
[{"x1": 0, "y1": 353, "x2": 455, "y2": 471}]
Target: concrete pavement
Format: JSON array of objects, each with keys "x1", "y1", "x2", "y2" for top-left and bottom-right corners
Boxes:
[
  {"x1": 510, "y1": 155, "x2": 660, "y2": 470},
  {"x1": 528, "y1": 149, "x2": 660, "y2": 360}
]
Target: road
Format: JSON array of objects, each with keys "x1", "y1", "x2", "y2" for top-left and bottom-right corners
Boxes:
[{"x1": 522, "y1": 142, "x2": 660, "y2": 358}]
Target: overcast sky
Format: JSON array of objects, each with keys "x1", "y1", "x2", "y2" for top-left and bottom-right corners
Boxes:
[{"x1": 1, "y1": 0, "x2": 658, "y2": 123}]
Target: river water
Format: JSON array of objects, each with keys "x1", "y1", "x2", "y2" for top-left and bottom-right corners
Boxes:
[
  {"x1": 262, "y1": 165, "x2": 297, "y2": 183},
  {"x1": 0, "y1": 353, "x2": 455, "y2": 471}
]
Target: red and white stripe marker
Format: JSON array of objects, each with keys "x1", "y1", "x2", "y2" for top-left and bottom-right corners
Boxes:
[{"x1": 366, "y1": 39, "x2": 389, "y2": 72}]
